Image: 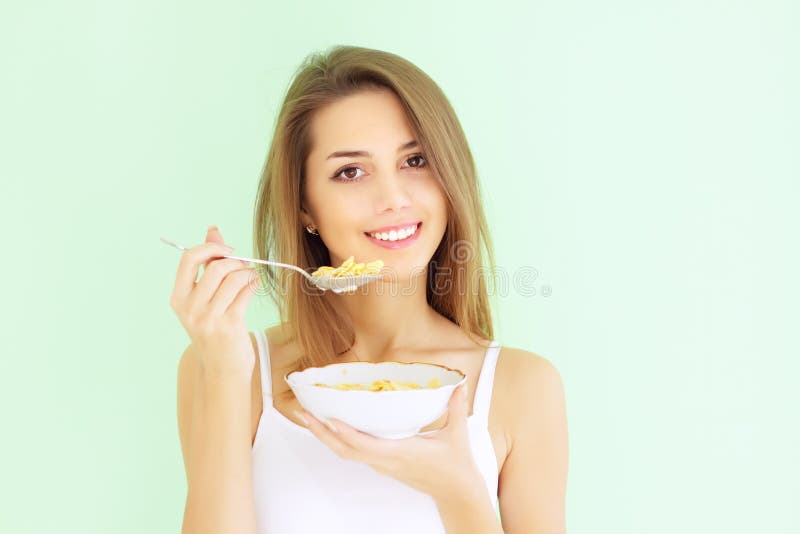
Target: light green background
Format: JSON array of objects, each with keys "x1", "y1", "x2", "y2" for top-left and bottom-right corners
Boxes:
[{"x1": 2, "y1": 1, "x2": 797, "y2": 532}]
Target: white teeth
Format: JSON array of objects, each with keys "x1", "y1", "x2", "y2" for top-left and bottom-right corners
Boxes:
[{"x1": 370, "y1": 224, "x2": 418, "y2": 241}]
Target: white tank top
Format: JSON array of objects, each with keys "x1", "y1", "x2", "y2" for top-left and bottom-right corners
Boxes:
[{"x1": 250, "y1": 329, "x2": 501, "y2": 534}]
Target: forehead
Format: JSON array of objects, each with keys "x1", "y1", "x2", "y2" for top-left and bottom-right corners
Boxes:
[{"x1": 308, "y1": 89, "x2": 415, "y2": 159}]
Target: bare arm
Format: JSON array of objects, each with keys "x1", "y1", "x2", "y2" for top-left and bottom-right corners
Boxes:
[
  {"x1": 172, "y1": 226, "x2": 262, "y2": 534},
  {"x1": 435, "y1": 481, "x2": 504, "y2": 533},
  {"x1": 498, "y1": 351, "x2": 569, "y2": 533},
  {"x1": 178, "y1": 345, "x2": 258, "y2": 534}
]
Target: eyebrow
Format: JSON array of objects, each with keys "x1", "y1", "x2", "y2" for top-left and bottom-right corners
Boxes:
[{"x1": 326, "y1": 140, "x2": 419, "y2": 160}]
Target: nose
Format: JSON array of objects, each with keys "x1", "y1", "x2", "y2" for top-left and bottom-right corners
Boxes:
[{"x1": 373, "y1": 171, "x2": 412, "y2": 214}]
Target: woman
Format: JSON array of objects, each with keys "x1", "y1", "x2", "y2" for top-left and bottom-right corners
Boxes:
[{"x1": 171, "y1": 45, "x2": 568, "y2": 533}]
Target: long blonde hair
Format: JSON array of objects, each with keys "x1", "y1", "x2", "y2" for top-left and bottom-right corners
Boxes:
[{"x1": 252, "y1": 45, "x2": 497, "y2": 382}]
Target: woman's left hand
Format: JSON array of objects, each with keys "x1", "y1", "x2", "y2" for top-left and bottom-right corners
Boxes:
[{"x1": 296, "y1": 382, "x2": 483, "y2": 500}]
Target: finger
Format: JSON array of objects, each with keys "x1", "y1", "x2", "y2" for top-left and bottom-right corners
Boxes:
[
  {"x1": 325, "y1": 417, "x2": 394, "y2": 458},
  {"x1": 207, "y1": 268, "x2": 257, "y2": 317},
  {"x1": 206, "y1": 224, "x2": 223, "y2": 243},
  {"x1": 300, "y1": 410, "x2": 358, "y2": 460},
  {"x1": 204, "y1": 225, "x2": 248, "y2": 270},
  {"x1": 171, "y1": 242, "x2": 235, "y2": 307},
  {"x1": 187, "y1": 257, "x2": 249, "y2": 310},
  {"x1": 227, "y1": 269, "x2": 262, "y2": 321}
]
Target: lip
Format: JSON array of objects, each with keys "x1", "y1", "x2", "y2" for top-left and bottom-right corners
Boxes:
[
  {"x1": 364, "y1": 222, "x2": 422, "y2": 249},
  {"x1": 364, "y1": 220, "x2": 422, "y2": 234}
]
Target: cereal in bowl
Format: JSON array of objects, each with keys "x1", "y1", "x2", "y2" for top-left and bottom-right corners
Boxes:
[{"x1": 313, "y1": 377, "x2": 442, "y2": 391}]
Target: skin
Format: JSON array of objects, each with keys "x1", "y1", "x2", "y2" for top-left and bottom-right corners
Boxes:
[{"x1": 245, "y1": 88, "x2": 569, "y2": 531}]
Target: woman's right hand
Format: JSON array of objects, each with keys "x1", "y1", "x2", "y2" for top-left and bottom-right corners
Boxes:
[{"x1": 169, "y1": 225, "x2": 260, "y2": 379}]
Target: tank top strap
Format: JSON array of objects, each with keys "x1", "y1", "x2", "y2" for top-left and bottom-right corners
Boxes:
[
  {"x1": 471, "y1": 340, "x2": 502, "y2": 427},
  {"x1": 253, "y1": 329, "x2": 273, "y2": 400}
]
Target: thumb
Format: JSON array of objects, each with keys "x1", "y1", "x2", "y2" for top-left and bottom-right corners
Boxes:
[
  {"x1": 444, "y1": 382, "x2": 469, "y2": 433},
  {"x1": 203, "y1": 225, "x2": 234, "y2": 270},
  {"x1": 205, "y1": 224, "x2": 226, "y2": 245}
]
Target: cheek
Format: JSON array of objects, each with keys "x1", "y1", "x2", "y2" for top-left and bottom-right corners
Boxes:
[
  {"x1": 312, "y1": 184, "x2": 360, "y2": 223},
  {"x1": 317, "y1": 199, "x2": 369, "y2": 260},
  {"x1": 417, "y1": 178, "x2": 449, "y2": 221},
  {"x1": 321, "y1": 211, "x2": 363, "y2": 240}
]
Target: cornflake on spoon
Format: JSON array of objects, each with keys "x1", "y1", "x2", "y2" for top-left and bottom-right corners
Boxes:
[{"x1": 311, "y1": 256, "x2": 384, "y2": 278}]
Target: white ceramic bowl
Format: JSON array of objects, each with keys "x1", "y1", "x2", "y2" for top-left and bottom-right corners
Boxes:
[{"x1": 284, "y1": 361, "x2": 466, "y2": 439}]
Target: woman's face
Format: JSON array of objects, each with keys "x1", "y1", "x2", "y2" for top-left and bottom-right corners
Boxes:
[{"x1": 302, "y1": 89, "x2": 448, "y2": 281}]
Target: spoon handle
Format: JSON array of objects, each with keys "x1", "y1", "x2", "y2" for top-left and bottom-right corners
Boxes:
[
  {"x1": 228, "y1": 255, "x2": 314, "y2": 279},
  {"x1": 159, "y1": 236, "x2": 314, "y2": 280}
]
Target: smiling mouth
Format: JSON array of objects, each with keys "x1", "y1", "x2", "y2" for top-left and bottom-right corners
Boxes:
[{"x1": 364, "y1": 222, "x2": 422, "y2": 242}]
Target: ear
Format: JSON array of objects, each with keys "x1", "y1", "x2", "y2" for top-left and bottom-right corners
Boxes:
[{"x1": 299, "y1": 205, "x2": 314, "y2": 225}]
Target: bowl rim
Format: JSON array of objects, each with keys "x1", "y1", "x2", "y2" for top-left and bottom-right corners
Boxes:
[{"x1": 284, "y1": 360, "x2": 466, "y2": 388}]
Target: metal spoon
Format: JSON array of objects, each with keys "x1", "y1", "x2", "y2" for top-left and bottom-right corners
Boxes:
[{"x1": 160, "y1": 236, "x2": 383, "y2": 294}]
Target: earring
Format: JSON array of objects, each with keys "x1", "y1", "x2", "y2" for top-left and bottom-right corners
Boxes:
[{"x1": 305, "y1": 224, "x2": 319, "y2": 235}]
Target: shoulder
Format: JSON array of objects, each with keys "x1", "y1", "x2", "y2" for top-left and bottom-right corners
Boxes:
[
  {"x1": 250, "y1": 322, "x2": 295, "y2": 377},
  {"x1": 249, "y1": 323, "x2": 292, "y2": 355},
  {"x1": 265, "y1": 322, "x2": 293, "y2": 347},
  {"x1": 498, "y1": 346, "x2": 564, "y2": 393},
  {"x1": 247, "y1": 324, "x2": 285, "y2": 390},
  {"x1": 495, "y1": 346, "x2": 567, "y2": 439}
]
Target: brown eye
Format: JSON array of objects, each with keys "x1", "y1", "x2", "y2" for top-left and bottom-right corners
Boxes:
[
  {"x1": 332, "y1": 166, "x2": 365, "y2": 181},
  {"x1": 404, "y1": 154, "x2": 427, "y2": 168}
]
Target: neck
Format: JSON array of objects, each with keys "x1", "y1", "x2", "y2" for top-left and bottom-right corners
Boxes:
[{"x1": 336, "y1": 272, "x2": 438, "y2": 362}]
